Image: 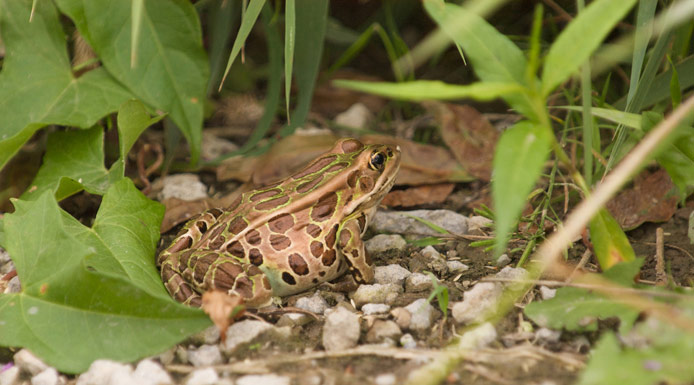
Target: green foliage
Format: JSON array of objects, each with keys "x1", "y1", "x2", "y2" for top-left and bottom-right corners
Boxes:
[
  {"x1": 492, "y1": 121, "x2": 551, "y2": 257},
  {"x1": 578, "y1": 302, "x2": 694, "y2": 385},
  {"x1": 21, "y1": 100, "x2": 162, "y2": 201},
  {"x1": 524, "y1": 260, "x2": 643, "y2": 333},
  {"x1": 0, "y1": 0, "x2": 133, "y2": 171},
  {"x1": 0, "y1": 181, "x2": 209, "y2": 373},
  {"x1": 426, "y1": 272, "x2": 449, "y2": 318},
  {"x1": 589, "y1": 209, "x2": 636, "y2": 269}
]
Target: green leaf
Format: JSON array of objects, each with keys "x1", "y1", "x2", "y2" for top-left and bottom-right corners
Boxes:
[
  {"x1": 669, "y1": 55, "x2": 682, "y2": 109},
  {"x1": 333, "y1": 80, "x2": 524, "y2": 102},
  {"x1": 407, "y1": 237, "x2": 445, "y2": 247},
  {"x1": 0, "y1": 0, "x2": 133, "y2": 171},
  {"x1": 525, "y1": 259, "x2": 644, "y2": 333},
  {"x1": 117, "y1": 99, "x2": 165, "y2": 162},
  {"x1": 284, "y1": 0, "x2": 296, "y2": 120},
  {"x1": 558, "y1": 106, "x2": 642, "y2": 130},
  {"x1": 206, "y1": 0, "x2": 238, "y2": 95},
  {"x1": 589, "y1": 208, "x2": 636, "y2": 269},
  {"x1": 492, "y1": 121, "x2": 551, "y2": 257},
  {"x1": 55, "y1": 0, "x2": 208, "y2": 165},
  {"x1": 541, "y1": 0, "x2": 638, "y2": 95},
  {"x1": 219, "y1": 0, "x2": 266, "y2": 89},
  {"x1": 22, "y1": 127, "x2": 111, "y2": 201},
  {"x1": 0, "y1": 183, "x2": 208, "y2": 373},
  {"x1": 62, "y1": 179, "x2": 166, "y2": 297},
  {"x1": 423, "y1": 0, "x2": 535, "y2": 120},
  {"x1": 579, "y1": 317, "x2": 694, "y2": 385},
  {"x1": 279, "y1": 0, "x2": 329, "y2": 136}
]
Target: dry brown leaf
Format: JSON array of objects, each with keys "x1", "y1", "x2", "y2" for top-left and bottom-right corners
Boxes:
[
  {"x1": 160, "y1": 190, "x2": 244, "y2": 233},
  {"x1": 381, "y1": 183, "x2": 455, "y2": 207},
  {"x1": 201, "y1": 290, "x2": 246, "y2": 342},
  {"x1": 362, "y1": 134, "x2": 473, "y2": 185},
  {"x1": 424, "y1": 101, "x2": 498, "y2": 181},
  {"x1": 606, "y1": 168, "x2": 679, "y2": 230}
]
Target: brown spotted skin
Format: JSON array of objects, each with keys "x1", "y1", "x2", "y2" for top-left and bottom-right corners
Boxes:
[{"x1": 157, "y1": 138, "x2": 401, "y2": 307}]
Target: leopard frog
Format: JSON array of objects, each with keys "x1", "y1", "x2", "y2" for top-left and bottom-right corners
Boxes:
[{"x1": 157, "y1": 138, "x2": 401, "y2": 308}]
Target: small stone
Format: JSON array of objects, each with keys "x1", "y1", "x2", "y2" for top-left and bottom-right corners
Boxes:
[
  {"x1": 14, "y1": 349, "x2": 48, "y2": 376},
  {"x1": 185, "y1": 368, "x2": 219, "y2": 385},
  {"x1": 400, "y1": 334, "x2": 417, "y2": 349},
  {"x1": 391, "y1": 307, "x2": 411, "y2": 330},
  {"x1": 405, "y1": 273, "x2": 434, "y2": 293},
  {"x1": 134, "y1": 359, "x2": 172, "y2": 385},
  {"x1": 236, "y1": 374, "x2": 291, "y2": 385},
  {"x1": 188, "y1": 344, "x2": 223, "y2": 367},
  {"x1": 295, "y1": 292, "x2": 329, "y2": 315},
  {"x1": 374, "y1": 264, "x2": 411, "y2": 286},
  {"x1": 6, "y1": 276, "x2": 21, "y2": 293},
  {"x1": 420, "y1": 246, "x2": 441, "y2": 260},
  {"x1": 457, "y1": 323, "x2": 497, "y2": 349},
  {"x1": 0, "y1": 366, "x2": 19, "y2": 385},
  {"x1": 496, "y1": 266, "x2": 527, "y2": 281},
  {"x1": 495, "y1": 254, "x2": 511, "y2": 267},
  {"x1": 335, "y1": 103, "x2": 373, "y2": 128},
  {"x1": 404, "y1": 299, "x2": 437, "y2": 331},
  {"x1": 322, "y1": 307, "x2": 360, "y2": 351},
  {"x1": 276, "y1": 313, "x2": 312, "y2": 327},
  {"x1": 446, "y1": 260, "x2": 469, "y2": 273},
  {"x1": 371, "y1": 210, "x2": 469, "y2": 237},
  {"x1": 535, "y1": 327, "x2": 561, "y2": 343},
  {"x1": 365, "y1": 234, "x2": 407, "y2": 254},
  {"x1": 157, "y1": 347, "x2": 176, "y2": 366},
  {"x1": 201, "y1": 132, "x2": 238, "y2": 161},
  {"x1": 366, "y1": 320, "x2": 402, "y2": 343},
  {"x1": 451, "y1": 282, "x2": 501, "y2": 324},
  {"x1": 446, "y1": 250, "x2": 458, "y2": 259},
  {"x1": 76, "y1": 360, "x2": 134, "y2": 385},
  {"x1": 157, "y1": 174, "x2": 208, "y2": 201},
  {"x1": 351, "y1": 283, "x2": 403, "y2": 308},
  {"x1": 374, "y1": 373, "x2": 397, "y2": 385},
  {"x1": 222, "y1": 320, "x2": 275, "y2": 354},
  {"x1": 361, "y1": 303, "x2": 391, "y2": 315},
  {"x1": 539, "y1": 286, "x2": 557, "y2": 300},
  {"x1": 31, "y1": 368, "x2": 59, "y2": 385},
  {"x1": 467, "y1": 216, "x2": 492, "y2": 232}
]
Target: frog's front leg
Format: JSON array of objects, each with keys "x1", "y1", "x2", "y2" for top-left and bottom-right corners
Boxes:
[{"x1": 337, "y1": 218, "x2": 374, "y2": 284}]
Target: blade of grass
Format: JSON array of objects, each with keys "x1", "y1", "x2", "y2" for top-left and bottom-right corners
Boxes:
[
  {"x1": 207, "y1": 0, "x2": 238, "y2": 96},
  {"x1": 278, "y1": 0, "x2": 328, "y2": 137},
  {"x1": 575, "y1": 0, "x2": 596, "y2": 186},
  {"x1": 334, "y1": 79, "x2": 523, "y2": 102},
  {"x1": 284, "y1": 0, "x2": 295, "y2": 122},
  {"x1": 130, "y1": 0, "x2": 144, "y2": 68},
  {"x1": 218, "y1": 0, "x2": 265, "y2": 91}
]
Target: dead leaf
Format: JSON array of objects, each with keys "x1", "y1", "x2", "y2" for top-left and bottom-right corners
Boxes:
[
  {"x1": 381, "y1": 183, "x2": 455, "y2": 207},
  {"x1": 424, "y1": 101, "x2": 499, "y2": 181},
  {"x1": 160, "y1": 190, "x2": 245, "y2": 233},
  {"x1": 362, "y1": 134, "x2": 473, "y2": 185},
  {"x1": 606, "y1": 168, "x2": 679, "y2": 230},
  {"x1": 201, "y1": 290, "x2": 246, "y2": 342}
]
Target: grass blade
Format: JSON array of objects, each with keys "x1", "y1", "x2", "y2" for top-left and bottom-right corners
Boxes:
[
  {"x1": 284, "y1": 0, "x2": 295, "y2": 121},
  {"x1": 219, "y1": 0, "x2": 265, "y2": 91}
]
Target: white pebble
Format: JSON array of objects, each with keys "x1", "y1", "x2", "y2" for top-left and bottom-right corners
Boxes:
[
  {"x1": 404, "y1": 299, "x2": 436, "y2": 331},
  {"x1": 361, "y1": 303, "x2": 391, "y2": 315},
  {"x1": 134, "y1": 359, "x2": 173, "y2": 385},
  {"x1": 374, "y1": 264, "x2": 411, "y2": 286},
  {"x1": 76, "y1": 360, "x2": 134, "y2": 385},
  {"x1": 188, "y1": 344, "x2": 223, "y2": 367},
  {"x1": 539, "y1": 286, "x2": 556, "y2": 300},
  {"x1": 295, "y1": 292, "x2": 329, "y2": 315},
  {"x1": 236, "y1": 374, "x2": 290, "y2": 385},
  {"x1": 14, "y1": 350, "x2": 48, "y2": 376},
  {"x1": 31, "y1": 368, "x2": 59, "y2": 385},
  {"x1": 364, "y1": 234, "x2": 407, "y2": 254},
  {"x1": 495, "y1": 254, "x2": 511, "y2": 267},
  {"x1": 0, "y1": 366, "x2": 19, "y2": 385},
  {"x1": 185, "y1": 368, "x2": 219, "y2": 385},
  {"x1": 374, "y1": 373, "x2": 397, "y2": 385},
  {"x1": 400, "y1": 334, "x2": 417, "y2": 349},
  {"x1": 322, "y1": 307, "x2": 360, "y2": 351}
]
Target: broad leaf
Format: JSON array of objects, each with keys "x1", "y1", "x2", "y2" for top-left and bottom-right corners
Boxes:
[
  {"x1": 0, "y1": 181, "x2": 208, "y2": 373},
  {"x1": 423, "y1": 0, "x2": 535, "y2": 120},
  {"x1": 492, "y1": 121, "x2": 551, "y2": 257},
  {"x1": 334, "y1": 80, "x2": 523, "y2": 102},
  {"x1": 0, "y1": 0, "x2": 133, "y2": 171},
  {"x1": 589, "y1": 208, "x2": 636, "y2": 270},
  {"x1": 55, "y1": 0, "x2": 208, "y2": 165},
  {"x1": 541, "y1": 0, "x2": 638, "y2": 95},
  {"x1": 525, "y1": 259, "x2": 644, "y2": 333}
]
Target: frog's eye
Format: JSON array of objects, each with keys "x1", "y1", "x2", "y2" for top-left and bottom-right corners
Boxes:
[{"x1": 369, "y1": 151, "x2": 386, "y2": 171}]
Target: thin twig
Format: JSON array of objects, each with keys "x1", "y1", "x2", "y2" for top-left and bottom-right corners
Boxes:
[
  {"x1": 481, "y1": 277, "x2": 692, "y2": 300},
  {"x1": 636, "y1": 241, "x2": 694, "y2": 262},
  {"x1": 567, "y1": 248, "x2": 592, "y2": 282},
  {"x1": 655, "y1": 227, "x2": 667, "y2": 286}
]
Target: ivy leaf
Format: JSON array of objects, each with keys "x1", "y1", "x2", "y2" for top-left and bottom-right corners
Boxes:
[
  {"x1": 54, "y1": 0, "x2": 208, "y2": 165},
  {"x1": 525, "y1": 259, "x2": 644, "y2": 333},
  {"x1": 0, "y1": 0, "x2": 133, "y2": 171},
  {"x1": 0, "y1": 180, "x2": 209, "y2": 374}
]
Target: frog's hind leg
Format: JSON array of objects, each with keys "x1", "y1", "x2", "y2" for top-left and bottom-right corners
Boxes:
[
  {"x1": 194, "y1": 251, "x2": 275, "y2": 308},
  {"x1": 160, "y1": 261, "x2": 203, "y2": 307}
]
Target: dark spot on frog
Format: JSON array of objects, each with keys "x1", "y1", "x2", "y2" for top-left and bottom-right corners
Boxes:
[
  {"x1": 249, "y1": 248, "x2": 263, "y2": 266},
  {"x1": 255, "y1": 195, "x2": 290, "y2": 211},
  {"x1": 322, "y1": 249, "x2": 336, "y2": 266},
  {"x1": 268, "y1": 213, "x2": 295, "y2": 233},
  {"x1": 288, "y1": 253, "x2": 309, "y2": 276},
  {"x1": 310, "y1": 241, "x2": 324, "y2": 258},
  {"x1": 282, "y1": 272, "x2": 297, "y2": 285},
  {"x1": 340, "y1": 139, "x2": 364, "y2": 153},
  {"x1": 228, "y1": 216, "x2": 249, "y2": 234},
  {"x1": 226, "y1": 241, "x2": 245, "y2": 258},
  {"x1": 270, "y1": 234, "x2": 291, "y2": 250},
  {"x1": 245, "y1": 229, "x2": 262, "y2": 245},
  {"x1": 292, "y1": 155, "x2": 337, "y2": 179},
  {"x1": 250, "y1": 188, "x2": 282, "y2": 202},
  {"x1": 306, "y1": 224, "x2": 322, "y2": 238},
  {"x1": 311, "y1": 192, "x2": 338, "y2": 222},
  {"x1": 325, "y1": 224, "x2": 338, "y2": 249},
  {"x1": 196, "y1": 220, "x2": 208, "y2": 233}
]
